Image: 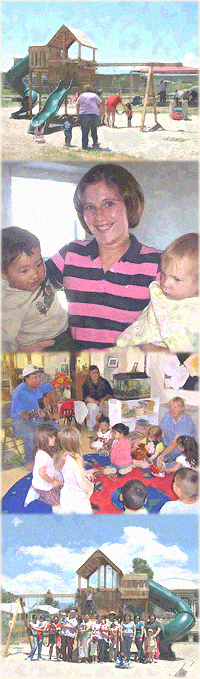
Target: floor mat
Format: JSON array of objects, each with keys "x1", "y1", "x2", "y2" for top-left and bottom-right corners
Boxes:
[{"x1": 2, "y1": 474, "x2": 52, "y2": 513}]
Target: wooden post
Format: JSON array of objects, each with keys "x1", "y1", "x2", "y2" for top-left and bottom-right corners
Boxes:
[
  {"x1": 20, "y1": 598, "x2": 33, "y2": 649},
  {"x1": 65, "y1": 96, "x2": 68, "y2": 115},
  {"x1": 38, "y1": 72, "x2": 42, "y2": 110},
  {"x1": 104, "y1": 565, "x2": 106, "y2": 589},
  {"x1": 150, "y1": 68, "x2": 157, "y2": 123},
  {"x1": 29, "y1": 70, "x2": 32, "y2": 118},
  {"x1": 3, "y1": 599, "x2": 21, "y2": 657},
  {"x1": 140, "y1": 66, "x2": 152, "y2": 131}
]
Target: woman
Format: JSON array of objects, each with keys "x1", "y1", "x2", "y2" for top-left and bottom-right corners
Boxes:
[
  {"x1": 157, "y1": 397, "x2": 197, "y2": 469},
  {"x1": 120, "y1": 612, "x2": 135, "y2": 662},
  {"x1": 76, "y1": 83, "x2": 102, "y2": 149},
  {"x1": 133, "y1": 614, "x2": 144, "y2": 662},
  {"x1": 63, "y1": 609, "x2": 78, "y2": 662},
  {"x1": 82, "y1": 364, "x2": 113, "y2": 430},
  {"x1": 46, "y1": 163, "x2": 161, "y2": 349},
  {"x1": 92, "y1": 613, "x2": 107, "y2": 663}
]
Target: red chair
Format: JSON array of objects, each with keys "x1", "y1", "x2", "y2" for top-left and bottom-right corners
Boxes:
[{"x1": 60, "y1": 399, "x2": 75, "y2": 425}]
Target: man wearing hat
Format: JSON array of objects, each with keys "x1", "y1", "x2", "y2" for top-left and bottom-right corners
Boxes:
[{"x1": 11, "y1": 364, "x2": 60, "y2": 465}]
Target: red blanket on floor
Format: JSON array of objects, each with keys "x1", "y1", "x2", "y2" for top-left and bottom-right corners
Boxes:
[{"x1": 90, "y1": 466, "x2": 177, "y2": 513}]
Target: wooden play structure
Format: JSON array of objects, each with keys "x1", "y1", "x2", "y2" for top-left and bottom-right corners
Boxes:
[{"x1": 28, "y1": 25, "x2": 97, "y2": 114}]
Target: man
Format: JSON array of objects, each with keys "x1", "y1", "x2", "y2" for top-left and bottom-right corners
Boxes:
[
  {"x1": 26, "y1": 614, "x2": 41, "y2": 661},
  {"x1": 106, "y1": 90, "x2": 127, "y2": 127},
  {"x1": 11, "y1": 364, "x2": 60, "y2": 465}
]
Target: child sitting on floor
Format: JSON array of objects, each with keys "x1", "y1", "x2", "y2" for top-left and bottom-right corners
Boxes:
[
  {"x1": 53, "y1": 426, "x2": 94, "y2": 514},
  {"x1": 160, "y1": 468, "x2": 199, "y2": 513},
  {"x1": 157, "y1": 435, "x2": 198, "y2": 473},
  {"x1": 116, "y1": 233, "x2": 198, "y2": 353},
  {"x1": 2, "y1": 227, "x2": 68, "y2": 352},
  {"x1": 90, "y1": 415, "x2": 113, "y2": 455},
  {"x1": 111, "y1": 478, "x2": 171, "y2": 514},
  {"x1": 110, "y1": 423, "x2": 133, "y2": 474},
  {"x1": 131, "y1": 426, "x2": 164, "y2": 477}
]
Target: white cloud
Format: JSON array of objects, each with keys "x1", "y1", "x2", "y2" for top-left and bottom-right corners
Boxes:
[
  {"x1": 182, "y1": 52, "x2": 198, "y2": 68},
  {"x1": 18, "y1": 544, "x2": 94, "y2": 572},
  {"x1": 2, "y1": 570, "x2": 67, "y2": 595},
  {"x1": 11, "y1": 518, "x2": 23, "y2": 528}
]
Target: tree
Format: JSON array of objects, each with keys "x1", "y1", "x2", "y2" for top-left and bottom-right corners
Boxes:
[
  {"x1": 132, "y1": 558, "x2": 154, "y2": 579},
  {"x1": 39, "y1": 589, "x2": 59, "y2": 607}
]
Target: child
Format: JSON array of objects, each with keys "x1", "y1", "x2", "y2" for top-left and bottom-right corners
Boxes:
[
  {"x1": 90, "y1": 635, "x2": 98, "y2": 662},
  {"x1": 111, "y1": 478, "x2": 172, "y2": 514},
  {"x1": 115, "y1": 651, "x2": 131, "y2": 668},
  {"x1": 90, "y1": 415, "x2": 113, "y2": 455},
  {"x1": 62, "y1": 117, "x2": 77, "y2": 146},
  {"x1": 2, "y1": 227, "x2": 68, "y2": 351},
  {"x1": 47, "y1": 619, "x2": 56, "y2": 660},
  {"x1": 110, "y1": 424, "x2": 132, "y2": 473},
  {"x1": 116, "y1": 233, "x2": 198, "y2": 352},
  {"x1": 53, "y1": 426, "x2": 94, "y2": 514},
  {"x1": 96, "y1": 89, "x2": 105, "y2": 124},
  {"x1": 145, "y1": 629, "x2": 156, "y2": 663},
  {"x1": 131, "y1": 426, "x2": 164, "y2": 476},
  {"x1": 125, "y1": 103, "x2": 132, "y2": 127},
  {"x1": 159, "y1": 435, "x2": 198, "y2": 473},
  {"x1": 109, "y1": 623, "x2": 118, "y2": 662},
  {"x1": 24, "y1": 423, "x2": 62, "y2": 507},
  {"x1": 160, "y1": 468, "x2": 198, "y2": 513}
]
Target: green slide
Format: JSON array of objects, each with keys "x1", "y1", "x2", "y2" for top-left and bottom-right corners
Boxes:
[
  {"x1": 149, "y1": 579, "x2": 195, "y2": 658},
  {"x1": 27, "y1": 79, "x2": 73, "y2": 134},
  {"x1": 6, "y1": 55, "x2": 38, "y2": 118}
]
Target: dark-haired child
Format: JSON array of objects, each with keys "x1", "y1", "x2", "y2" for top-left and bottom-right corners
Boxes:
[
  {"x1": 125, "y1": 103, "x2": 132, "y2": 127},
  {"x1": 90, "y1": 415, "x2": 113, "y2": 455},
  {"x1": 2, "y1": 226, "x2": 68, "y2": 351},
  {"x1": 160, "y1": 468, "x2": 199, "y2": 513},
  {"x1": 110, "y1": 423, "x2": 132, "y2": 473},
  {"x1": 63, "y1": 117, "x2": 77, "y2": 146},
  {"x1": 111, "y1": 478, "x2": 171, "y2": 514},
  {"x1": 161, "y1": 435, "x2": 198, "y2": 473}
]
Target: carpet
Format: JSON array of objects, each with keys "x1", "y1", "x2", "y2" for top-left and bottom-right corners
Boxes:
[{"x1": 2, "y1": 474, "x2": 52, "y2": 513}]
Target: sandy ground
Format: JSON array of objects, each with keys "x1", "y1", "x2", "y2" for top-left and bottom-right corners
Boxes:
[
  {"x1": 1, "y1": 640, "x2": 198, "y2": 678},
  {"x1": 2, "y1": 104, "x2": 198, "y2": 162}
]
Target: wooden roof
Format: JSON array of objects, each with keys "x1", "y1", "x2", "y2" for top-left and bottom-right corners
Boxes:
[
  {"x1": 76, "y1": 550, "x2": 123, "y2": 579},
  {"x1": 47, "y1": 25, "x2": 96, "y2": 50}
]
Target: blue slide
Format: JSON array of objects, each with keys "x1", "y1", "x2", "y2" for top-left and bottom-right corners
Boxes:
[
  {"x1": 6, "y1": 55, "x2": 38, "y2": 118},
  {"x1": 27, "y1": 79, "x2": 73, "y2": 134}
]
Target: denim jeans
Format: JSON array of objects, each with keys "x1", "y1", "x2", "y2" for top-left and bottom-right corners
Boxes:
[
  {"x1": 135, "y1": 637, "x2": 143, "y2": 660},
  {"x1": 121, "y1": 636, "x2": 132, "y2": 661},
  {"x1": 97, "y1": 638, "x2": 105, "y2": 662},
  {"x1": 86, "y1": 403, "x2": 100, "y2": 430},
  {"x1": 79, "y1": 114, "x2": 99, "y2": 149},
  {"x1": 11, "y1": 417, "x2": 60, "y2": 463},
  {"x1": 27, "y1": 635, "x2": 38, "y2": 659}
]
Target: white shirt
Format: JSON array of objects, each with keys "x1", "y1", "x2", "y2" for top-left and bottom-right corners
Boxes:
[{"x1": 32, "y1": 449, "x2": 54, "y2": 490}]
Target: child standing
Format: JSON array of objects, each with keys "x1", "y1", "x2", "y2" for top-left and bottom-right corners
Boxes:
[
  {"x1": 125, "y1": 103, "x2": 132, "y2": 127},
  {"x1": 53, "y1": 426, "x2": 94, "y2": 514},
  {"x1": 110, "y1": 423, "x2": 132, "y2": 473},
  {"x1": 24, "y1": 423, "x2": 62, "y2": 506},
  {"x1": 90, "y1": 415, "x2": 113, "y2": 455},
  {"x1": 47, "y1": 619, "x2": 57, "y2": 660},
  {"x1": 62, "y1": 117, "x2": 77, "y2": 146},
  {"x1": 90, "y1": 635, "x2": 98, "y2": 662},
  {"x1": 116, "y1": 233, "x2": 198, "y2": 352},
  {"x1": 145, "y1": 629, "x2": 156, "y2": 663},
  {"x1": 108, "y1": 623, "x2": 118, "y2": 662},
  {"x1": 2, "y1": 226, "x2": 68, "y2": 351}
]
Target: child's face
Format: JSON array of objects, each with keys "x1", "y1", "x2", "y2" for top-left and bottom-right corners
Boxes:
[
  {"x1": 48, "y1": 435, "x2": 56, "y2": 447},
  {"x1": 112, "y1": 430, "x2": 123, "y2": 440},
  {"x1": 83, "y1": 181, "x2": 129, "y2": 247},
  {"x1": 160, "y1": 257, "x2": 198, "y2": 300},
  {"x1": 100, "y1": 422, "x2": 109, "y2": 434},
  {"x1": 4, "y1": 247, "x2": 45, "y2": 292}
]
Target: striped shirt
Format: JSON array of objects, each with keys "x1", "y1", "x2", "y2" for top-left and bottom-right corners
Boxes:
[{"x1": 46, "y1": 234, "x2": 161, "y2": 348}]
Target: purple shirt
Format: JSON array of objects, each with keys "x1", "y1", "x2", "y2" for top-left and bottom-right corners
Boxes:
[{"x1": 77, "y1": 92, "x2": 101, "y2": 115}]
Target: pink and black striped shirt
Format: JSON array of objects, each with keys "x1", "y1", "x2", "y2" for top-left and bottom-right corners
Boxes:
[{"x1": 46, "y1": 234, "x2": 161, "y2": 348}]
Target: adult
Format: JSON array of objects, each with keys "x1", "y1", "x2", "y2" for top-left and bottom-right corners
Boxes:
[
  {"x1": 82, "y1": 365, "x2": 113, "y2": 430},
  {"x1": 144, "y1": 613, "x2": 161, "y2": 660},
  {"x1": 53, "y1": 615, "x2": 61, "y2": 661},
  {"x1": 76, "y1": 83, "x2": 101, "y2": 150},
  {"x1": 11, "y1": 364, "x2": 60, "y2": 465},
  {"x1": 92, "y1": 614, "x2": 107, "y2": 663},
  {"x1": 157, "y1": 397, "x2": 197, "y2": 468},
  {"x1": 60, "y1": 610, "x2": 68, "y2": 661},
  {"x1": 120, "y1": 613, "x2": 135, "y2": 662},
  {"x1": 133, "y1": 614, "x2": 144, "y2": 662},
  {"x1": 26, "y1": 614, "x2": 41, "y2": 661},
  {"x1": 159, "y1": 81, "x2": 166, "y2": 104},
  {"x1": 63, "y1": 609, "x2": 78, "y2": 662},
  {"x1": 46, "y1": 163, "x2": 161, "y2": 349},
  {"x1": 37, "y1": 615, "x2": 47, "y2": 659},
  {"x1": 106, "y1": 90, "x2": 127, "y2": 126},
  {"x1": 81, "y1": 614, "x2": 93, "y2": 661}
]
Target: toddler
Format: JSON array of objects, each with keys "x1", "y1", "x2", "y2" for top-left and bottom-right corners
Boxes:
[
  {"x1": 53, "y1": 426, "x2": 94, "y2": 514},
  {"x1": 62, "y1": 117, "x2": 77, "y2": 146},
  {"x1": 111, "y1": 478, "x2": 171, "y2": 514},
  {"x1": 110, "y1": 423, "x2": 132, "y2": 473},
  {"x1": 125, "y1": 103, "x2": 132, "y2": 127},
  {"x1": 90, "y1": 415, "x2": 113, "y2": 455},
  {"x1": 109, "y1": 623, "x2": 118, "y2": 661},
  {"x1": 2, "y1": 226, "x2": 68, "y2": 351},
  {"x1": 116, "y1": 233, "x2": 198, "y2": 352},
  {"x1": 145, "y1": 629, "x2": 156, "y2": 663},
  {"x1": 24, "y1": 423, "x2": 62, "y2": 507},
  {"x1": 131, "y1": 425, "x2": 164, "y2": 476},
  {"x1": 90, "y1": 635, "x2": 98, "y2": 662},
  {"x1": 159, "y1": 435, "x2": 198, "y2": 473}
]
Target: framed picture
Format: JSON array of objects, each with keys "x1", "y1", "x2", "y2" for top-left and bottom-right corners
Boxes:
[
  {"x1": 107, "y1": 357, "x2": 119, "y2": 368},
  {"x1": 61, "y1": 364, "x2": 69, "y2": 375}
]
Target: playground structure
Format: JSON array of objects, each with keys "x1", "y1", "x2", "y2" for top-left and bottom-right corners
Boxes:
[
  {"x1": 3, "y1": 549, "x2": 195, "y2": 659},
  {"x1": 5, "y1": 24, "x2": 192, "y2": 135}
]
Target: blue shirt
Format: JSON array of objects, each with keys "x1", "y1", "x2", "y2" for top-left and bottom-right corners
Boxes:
[
  {"x1": 160, "y1": 411, "x2": 197, "y2": 461},
  {"x1": 11, "y1": 381, "x2": 53, "y2": 418}
]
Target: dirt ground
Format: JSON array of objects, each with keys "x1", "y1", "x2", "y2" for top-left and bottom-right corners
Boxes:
[
  {"x1": 2, "y1": 104, "x2": 198, "y2": 163},
  {"x1": 1, "y1": 640, "x2": 198, "y2": 678}
]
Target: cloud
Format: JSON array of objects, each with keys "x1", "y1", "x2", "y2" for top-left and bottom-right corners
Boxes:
[
  {"x1": 182, "y1": 52, "x2": 198, "y2": 68},
  {"x1": 11, "y1": 518, "x2": 23, "y2": 528},
  {"x1": 2, "y1": 570, "x2": 68, "y2": 595},
  {"x1": 18, "y1": 544, "x2": 94, "y2": 572}
]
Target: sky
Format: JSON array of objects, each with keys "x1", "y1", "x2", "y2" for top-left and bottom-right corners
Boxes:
[
  {"x1": 2, "y1": 1, "x2": 198, "y2": 72},
  {"x1": 2, "y1": 514, "x2": 198, "y2": 604}
]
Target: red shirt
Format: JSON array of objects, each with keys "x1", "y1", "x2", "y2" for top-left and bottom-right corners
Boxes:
[{"x1": 106, "y1": 94, "x2": 122, "y2": 109}]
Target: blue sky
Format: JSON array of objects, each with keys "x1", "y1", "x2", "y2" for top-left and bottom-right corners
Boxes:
[
  {"x1": 2, "y1": 514, "x2": 198, "y2": 601},
  {"x1": 2, "y1": 1, "x2": 198, "y2": 71}
]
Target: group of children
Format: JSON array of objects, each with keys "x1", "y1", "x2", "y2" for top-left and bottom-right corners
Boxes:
[
  {"x1": 24, "y1": 409, "x2": 198, "y2": 514},
  {"x1": 2, "y1": 226, "x2": 198, "y2": 354}
]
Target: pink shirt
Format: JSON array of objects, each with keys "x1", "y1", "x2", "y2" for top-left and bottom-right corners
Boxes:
[{"x1": 110, "y1": 438, "x2": 132, "y2": 466}]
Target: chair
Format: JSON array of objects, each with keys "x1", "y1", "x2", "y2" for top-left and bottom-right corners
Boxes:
[
  {"x1": 2, "y1": 402, "x2": 26, "y2": 467},
  {"x1": 59, "y1": 399, "x2": 76, "y2": 425}
]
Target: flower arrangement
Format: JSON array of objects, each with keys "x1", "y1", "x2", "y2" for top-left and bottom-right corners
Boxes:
[{"x1": 50, "y1": 372, "x2": 72, "y2": 399}]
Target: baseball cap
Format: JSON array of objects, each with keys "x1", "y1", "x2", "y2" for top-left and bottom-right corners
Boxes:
[{"x1": 21, "y1": 364, "x2": 44, "y2": 378}]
